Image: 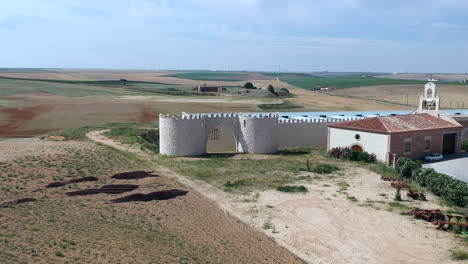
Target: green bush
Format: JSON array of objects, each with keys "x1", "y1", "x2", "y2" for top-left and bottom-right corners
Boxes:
[
  {"x1": 349, "y1": 150, "x2": 360, "y2": 161},
  {"x1": 452, "y1": 250, "x2": 468, "y2": 260},
  {"x1": 276, "y1": 185, "x2": 308, "y2": 193},
  {"x1": 313, "y1": 163, "x2": 339, "y2": 174},
  {"x1": 411, "y1": 168, "x2": 468, "y2": 207},
  {"x1": 462, "y1": 140, "x2": 468, "y2": 151},
  {"x1": 224, "y1": 179, "x2": 248, "y2": 188},
  {"x1": 396, "y1": 157, "x2": 421, "y2": 178},
  {"x1": 358, "y1": 152, "x2": 369, "y2": 162},
  {"x1": 243, "y1": 82, "x2": 256, "y2": 89}
]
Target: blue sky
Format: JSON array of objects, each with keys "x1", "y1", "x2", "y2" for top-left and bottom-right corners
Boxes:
[{"x1": 1, "y1": 0, "x2": 467, "y2": 72}]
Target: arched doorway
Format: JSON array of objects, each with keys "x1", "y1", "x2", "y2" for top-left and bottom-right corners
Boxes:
[
  {"x1": 206, "y1": 127, "x2": 238, "y2": 153},
  {"x1": 351, "y1": 144, "x2": 363, "y2": 152}
]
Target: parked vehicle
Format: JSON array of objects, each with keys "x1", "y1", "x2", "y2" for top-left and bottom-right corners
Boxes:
[{"x1": 424, "y1": 153, "x2": 443, "y2": 162}]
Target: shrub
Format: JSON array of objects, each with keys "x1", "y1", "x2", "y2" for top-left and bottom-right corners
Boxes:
[
  {"x1": 224, "y1": 179, "x2": 248, "y2": 188},
  {"x1": 462, "y1": 140, "x2": 468, "y2": 151},
  {"x1": 313, "y1": 163, "x2": 339, "y2": 174},
  {"x1": 55, "y1": 251, "x2": 65, "y2": 257},
  {"x1": 358, "y1": 152, "x2": 369, "y2": 162},
  {"x1": 267, "y1": 84, "x2": 278, "y2": 96},
  {"x1": 328, "y1": 147, "x2": 376, "y2": 163},
  {"x1": 411, "y1": 168, "x2": 468, "y2": 207},
  {"x1": 276, "y1": 185, "x2": 308, "y2": 193},
  {"x1": 452, "y1": 250, "x2": 468, "y2": 260},
  {"x1": 243, "y1": 82, "x2": 256, "y2": 89},
  {"x1": 349, "y1": 150, "x2": 360, "y2": 161},
  {"x1": 367, "y1": 153, "x2": 377, "y2": 163},
  {"x1": 396, "y1": 157, "x2": 421, "y2": 178}
]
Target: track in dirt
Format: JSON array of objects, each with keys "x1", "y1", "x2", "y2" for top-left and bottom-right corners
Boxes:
[
  {"x1": 46, "y1": 176, "x2": 98, "y2": 188},
  {"x1": 0, "y1": 198, "x2": 37, "y2": 208},
  {"x1": 66, "y1": 184, "x2": 138, "y2": 196}
]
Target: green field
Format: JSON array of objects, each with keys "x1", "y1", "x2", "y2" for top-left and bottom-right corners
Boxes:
[
  {"x1": 271, "y1": 73, "x2": 429, "y2": 90},
  {"x1": 170, "y1": 72, "x2": 247, "y2": 82},
  {"x1": 0, "y1": 76, "x2": 285, "y2": 98}
]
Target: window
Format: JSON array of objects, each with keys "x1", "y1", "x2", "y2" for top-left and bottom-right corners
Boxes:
[
  {"x1": 211, "y1": 129, "x2": 219, "y2": 140},
  {"x1": 403, "y1": 138, "x2": 412, "y2": 154},
  {"x1": 404, "y1": 142, "x2": 411, "y2": 153},
  {"x1": 424, "y1": 137, "x2": 431, "y2": 151},
  {"x1": 355, "y1": 134, "x2": 360, "y2": 140},
  {"x1": 243, "y1": 120, "x2": 246, "y2": 127}
]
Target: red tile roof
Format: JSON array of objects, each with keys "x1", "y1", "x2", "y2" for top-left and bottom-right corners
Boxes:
[{"x1": 328, "y1": 114, "x2": 461, "y2": 133}]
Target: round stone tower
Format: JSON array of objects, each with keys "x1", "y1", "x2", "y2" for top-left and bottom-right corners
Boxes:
[
  {"x1": 238, "y1": 114, "x2": 279, "y2": 154},
  {"x1": 159, "y1": 114, "x2": 206, "y2": 156}
]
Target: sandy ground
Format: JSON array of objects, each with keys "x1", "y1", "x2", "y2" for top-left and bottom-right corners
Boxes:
[
  {"x1": 86, "y1": 132, "x2": 463, "y2": 264},
  {"x1": 0, "y1": 138, "x2": 84, "y2": 162}
]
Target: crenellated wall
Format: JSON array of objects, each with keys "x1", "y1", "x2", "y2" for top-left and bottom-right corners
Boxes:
[
  {"x1": 277, "y1": 117, "x2": 360, "y2": 149},
  {"x1": 159, "y1": 113, "x2": 357, "y2": 156},
  {"x1": 238, "y1": 114, "x2": 279, "y2": 154},
  {"x1": 159, "y1": 114, "x2": 206, "y2": 156}
]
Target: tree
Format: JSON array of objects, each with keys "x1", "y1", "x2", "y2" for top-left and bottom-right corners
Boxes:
[
  {"x1": 243, "y1": 82, "x2": 255, "y2": 89},
  {"x1": 267, "y1": 84, "x2": 278, "y2": 96}
]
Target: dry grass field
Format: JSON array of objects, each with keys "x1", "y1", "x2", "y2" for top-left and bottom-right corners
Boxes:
[
  {"x1": 330, "y1": 84, "x2": 468, "y2": 109},
  {"x1": 0, "y1": 93, "x2": 259, "y2": 137},
  {"x1": 378, "y1": 73, "x2": 468, "y2": 82},
  {"x1": 0, "y1": 70, "x2": 245, "y2": 86},
  {"x1": 1, "y1": 70, "x2": 466, "y2": 139},
  {"x1": 0, "y1": 138, "x2": 303, "y2": 263},
  {"x1": 288, "y1": 86, "x2": 410, "y2": 111}
]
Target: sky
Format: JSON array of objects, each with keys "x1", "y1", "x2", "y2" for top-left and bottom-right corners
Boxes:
[{"x1": 1, "y1": 0, "x2": 467, "y2": 73}]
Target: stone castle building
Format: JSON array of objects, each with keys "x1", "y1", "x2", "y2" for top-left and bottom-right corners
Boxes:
[
  {"x1": 159, "y1": 112, "x2": 345, "y2": 156},
  {"x1": 159, "y1": 82, "x2": 468, "y2": 157}
]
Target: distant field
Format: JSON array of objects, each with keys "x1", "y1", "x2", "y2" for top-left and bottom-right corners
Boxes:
[
  {"x1": 0, "y1": 77, "x2": 129, "y2": 97},
  {"x1": 274, "y1": 74, "x2": 429, "y2": 90},
  {"x1": 171, "y1": 72, "x2": 275, "y2": 82},
  {"x1": 0, "y1": 68, "x2": 56, "y2": 73},
  {"x1": 330, "y1": 84, "x2": 468, "y2": 109},
  {"x1": 378, "y1": 73, "x2": 468, "y2": 82}
]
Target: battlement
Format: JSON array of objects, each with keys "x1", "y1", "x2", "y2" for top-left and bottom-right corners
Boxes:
[
  {"x1": 278, "y1": 117, "x2": 359, "y2": 124},
  {"x1": 160, "y1": 112, "x2": 281, "y2": 120}
]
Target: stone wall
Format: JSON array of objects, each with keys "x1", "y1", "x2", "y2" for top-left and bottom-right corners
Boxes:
[{"x1": 159, "y1": 113, "x2": 355, "y2": 156}]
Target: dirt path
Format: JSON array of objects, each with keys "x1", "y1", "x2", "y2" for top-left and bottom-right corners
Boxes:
[
  {"x1": 86, "y1": 132, "x2": 462, "y2": 264},
  {"x1": 86, "y1": 130, "x2": 149, "y2": 157}
]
